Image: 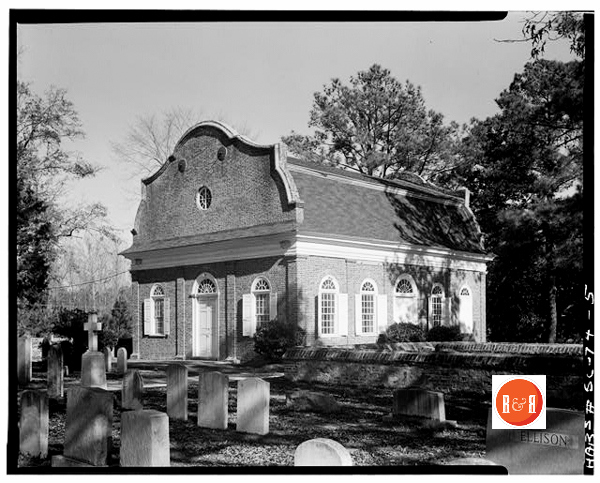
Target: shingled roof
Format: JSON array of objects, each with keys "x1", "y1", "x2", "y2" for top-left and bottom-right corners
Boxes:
[{"x1": 287, "y1": 157, "x2": 485, "y2": 254}]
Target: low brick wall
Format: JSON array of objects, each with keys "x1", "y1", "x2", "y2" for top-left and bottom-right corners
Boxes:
[{"x1": 282, "y1": 344, "x2": 584, "y2": 409}]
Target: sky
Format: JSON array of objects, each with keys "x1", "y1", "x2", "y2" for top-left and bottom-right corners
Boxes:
[{"x1": 16, "y1": 11, "x2": 579, "y2": 248}]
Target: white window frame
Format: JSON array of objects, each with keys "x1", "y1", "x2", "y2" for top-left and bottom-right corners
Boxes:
[
  {"x1": 430, "y1": 283, "x2": 446, "y2": 327},
  {"x1": 144, "y1": 284, "x2": 170, "y2": 336},
  {"x1": 318, "y1": 276, "x2": 339, "y2": 337},
  {"x1": 357, "y1": 279, "x2": 377, "y2": 335},
  {"x1": 251, "y1": 277, "x2": 277, "y2": 327},
  {"x1": 393, "y1": 274, "x2": 418, "y2": 324}
]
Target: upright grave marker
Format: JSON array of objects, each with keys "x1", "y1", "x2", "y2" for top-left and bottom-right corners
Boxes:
[
  {"x1": 120, "y1": 410, "x2": 170, "y2": 466},
  {"x1": 236, "y1": 377, "x2": 269, "y2": 435},
  {"x1": 17, "y1": 336, "x2": 32, "y2": 386},
  {"x1": 122, "y1": 369, "x2": 144, "y2": 410},
  {"x1": 47, "y1": 343, "x2": 64, "y2": 399},
  {"x1": 103, "y1": 347, "x2": 113, "y2": 372},
  {"x1": 486, "y1": 407, "x2": 585, "y2": 474},
  {"x1": 52, "y1": 386, "x2": 114, "y2": 467},
  {"x1": 392, "y1": 388, "x2": 446, "y2": 421},
  {"x1": 116, "y1": 347, "x2": 127, "y2": 375},
  {"x1": 81, "y1": 312, "x2": 106, "y2": 389},
  {"x1": 84, "y1": 312, "x2": 102, "y2": 352},
  {"x1": 167, "y1": 364, "x2": 188, "y2": 420},
  {"x1": 198, "y1": 371, "x2": 229, "y2": 430},
  {"x1": 19, "y1": 390, "x2": 48, "y2": 458},
  {"x1": 295, "y1": 438, "x2": 353, "y2": 466}
]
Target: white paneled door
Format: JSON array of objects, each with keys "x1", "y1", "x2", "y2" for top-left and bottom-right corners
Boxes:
[{"x1": 194, "y1": 296, "x2": 217, "y2": 358}]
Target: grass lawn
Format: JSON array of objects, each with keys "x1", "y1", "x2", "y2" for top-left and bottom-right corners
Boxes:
[{"x1": 17, "y1": 366, "x2": 490, "y2": 467}]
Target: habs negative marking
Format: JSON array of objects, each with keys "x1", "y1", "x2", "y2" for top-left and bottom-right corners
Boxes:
[{"x1": 511, "y1": 430, "x2": 579, "y2": 449}]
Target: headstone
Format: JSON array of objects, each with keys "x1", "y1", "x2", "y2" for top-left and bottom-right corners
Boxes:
[
  {"x1": 392, "y1": 388, "x2": 446, "y2": 420},
  {"x1": 287, "y1": 390, "x2": 341, "y2": 413},
  {"x1": 236, "y1": 377, "x2": 269, "y2": 435},
  {"x1": 116, "y1": 347, "x2": 127, "y2": 375},
  {"x1": 17, "y1": 336, "x2": 31, "y2": 386},
  {"x1": 81, "y1": 351, "x2": 107, "y2": 389},
  {"x1": 295, "y1": 438, "x2": 352, "y2": 466},
  {"x1": 198, "y1": 372, "x2": 229, "y2": 430},
  {"x1": 486, "y1": 407, "x2": 585, "y2": 474},
  {"x1": 47, "y1": 343, "x2": 64, "y2": 398},
  {"x1": 83, "y1": 312, "x2": 102, "y2": 352},
  {"x1": 122, "y1": 370, "x2": 144, "y2": 410},
  {"x1": 19, "y1": 390, "x2": 48, "y2": 458},
  {"x1": 103, "y1": 347, "x2": 113, "y2": 372},
  {"x1": 58, "y1": 386, "x2": 113, "y2": 466},
  {"x1": 167, "y1": 364, "x2": 188, "y2": 420},
  {"x1": 120, "y1": 410, "x2": 170, "y2": 466}
]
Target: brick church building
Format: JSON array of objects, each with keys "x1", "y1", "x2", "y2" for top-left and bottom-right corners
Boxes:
[{"x1": 121, "y1": 121, "x2": 492, "y2": 361}]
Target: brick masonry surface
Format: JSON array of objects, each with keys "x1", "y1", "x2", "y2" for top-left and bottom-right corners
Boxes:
[
  {"x1": 134, "y1": 126, "x2": 297, "y2": 242},
  {"x1": 283, "y1": 345, "x2": 584, "y2": 409}
]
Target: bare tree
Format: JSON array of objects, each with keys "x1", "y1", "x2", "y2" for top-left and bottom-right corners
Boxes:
[{"x1": 112, "y1": 107, "x2": 259, "y2": 177}]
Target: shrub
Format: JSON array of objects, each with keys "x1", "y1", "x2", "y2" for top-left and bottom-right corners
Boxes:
[
  {"x1": 253, "y1": 319, "x2": 306, "y2": 361},
  {"x1": 426, "y1": 325, "x2": 462, "y2": 342},
  {"x1": 378, "y1": 322, "x2": 425, "y2": 344}
]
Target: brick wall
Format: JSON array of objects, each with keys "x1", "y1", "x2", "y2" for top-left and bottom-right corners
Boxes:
[
  {"x1": 130, "y1": 256, "x2": 291, "y2": 362},
  {"x1": 135, "y1": 125, "x2": 297, "y2": 243},
  {"x1": 297, "y1": 255, "x2": 486, "y2": 345},
  {"x1": 283, "y1": 346, "x2": 584, "y2": 409}
]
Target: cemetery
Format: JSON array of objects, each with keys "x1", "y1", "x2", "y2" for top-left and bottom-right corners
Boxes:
[{"x1": 15, "y1": 322, "x2": 585, "y2": 470}]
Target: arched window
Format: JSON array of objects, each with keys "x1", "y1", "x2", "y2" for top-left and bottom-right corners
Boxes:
[
  {"x1": 459, "y1": 285, "x2": 473, "y2": 333},
  {"x1": 196, "y1": 278, "x2": 217, "y2": 294},
  {"x1": 242, "y1": 277, "x2": 277, "y2": 337},
  {"x1": 151, "y1": 284, "x2": 165, "y2": 334},
  {"x1": 252, "y1": 277, "x2": 272, "y2": 326},
  {"x1": 319, "y1": 276, "x2": 339, "y2": 335},
  {"x1": 430, "y1": 283, "x2": 445, "y2": 327},
  {"x1": 143, "y1": 284, "x2": 170, "y2": 336},
  {"x1": 393, "y1": 274, "x2": 418, "y2": 324},
  {"x1": 359, "y1": 280, "x2": 377, "y2": 334}
]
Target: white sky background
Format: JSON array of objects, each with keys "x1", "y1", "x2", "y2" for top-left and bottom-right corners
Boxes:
[{"x1": 16, "y1": 11, "x2": 580, "y2": 247}]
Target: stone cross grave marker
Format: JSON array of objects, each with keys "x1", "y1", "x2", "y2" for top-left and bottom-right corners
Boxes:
[
  {"x1": 295, "y1": 438, "x2": 353, "y2": 466},
  {"x1": 486, "y1": 407, "x2": 585, "y2": 474},
  {"x1": 116, "y1": 347, "x2": 127, "y2": 375},
  {"x1": 17, "y1": 336, "x2": 32, "y2": 386},
  {"x1": 167, "y1": 364, "x2": 188, "y2": 420},
  {"x1": 48, "y1": 343, "x2": 64, "y2": 399},
  {"x1": 19, "y1": 390, "x2": 48, "y2": 458},
  {"x1": 198, "y1": 371, "x2": 229, "y2": 430},
  {"x1": 52, "y1": 386, "x2": 114, "y2": 467},
  {"x1": 120, "y1": 410, "x2": 170, "y2": 466},
  {"x1": 392, "y1": 388, "x2": 446, "y2": 421},
  {"x1": 122, "y1": 369, "x2": 144, "y2": 411},
  {"x1": 236, "y1": 377, "x2": 269, "y2": 435},
  {"x1": 83, "y1": 312, "x2": 102, "y2": 352}
]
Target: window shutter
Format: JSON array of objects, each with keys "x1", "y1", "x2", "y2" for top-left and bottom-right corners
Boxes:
[
  {"x1": 317, "y1": 294, "x2": 322, "y2": 335},
  {"x1": 163, "y1": 298, "x2": 170, "y2": 335},
  {"x1": 338, "y1": 293, "x2": 348, "y2": 336},
  {"x1": 445, "y1": 297, "x2": 452, "y2": 326},
  {"x1": 269, "y1": 292, "x2": 278, "y2": 322},
  {"x1": 242, "y1": 294, "x2": 255, "y2": 337},
  {"x1": 354, "y1": 295, "x2": 362, "y2": 335},
  {"x1": 377, "y1": 294, "x2": 388, "y2": 333},
  {"x1": 143, "y1": 298, "x2": 152, "y2": 335},
  {"x1": 428, "y1": 296, "x2": 433, "y2": 327}
]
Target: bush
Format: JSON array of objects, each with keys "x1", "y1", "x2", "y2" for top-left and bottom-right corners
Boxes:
[
  {"x1": 377, "y1": 322, "x2": 425, "y2": 344},
  {"x1": 253, "y1": 319, "x2": 306, "y2": 361},
  {"x1": 426, "y1": 325, "x2": 463, "y2": 342}
]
